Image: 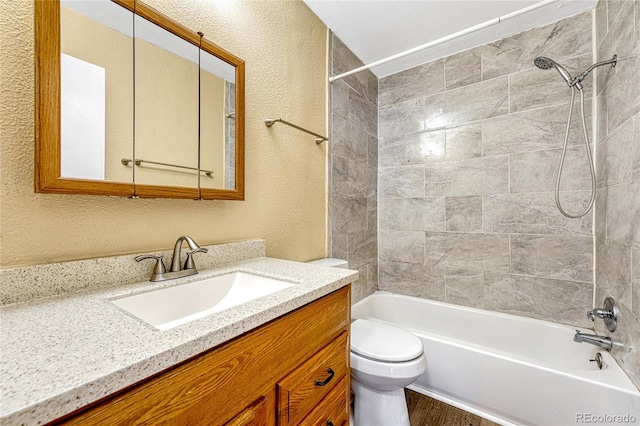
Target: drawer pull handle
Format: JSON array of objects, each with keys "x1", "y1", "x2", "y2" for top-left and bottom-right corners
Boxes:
[
  {"x1": 327, "y1": 421, "x2": 334, "y2": 426},
  {"x1": 314, "y1": 368, "x2": 335, "y2": 386}
]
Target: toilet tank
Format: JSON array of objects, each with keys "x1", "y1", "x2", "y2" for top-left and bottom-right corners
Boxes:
[{"x1": 307, "y1": 258, "x2": 348, "y2": 268}]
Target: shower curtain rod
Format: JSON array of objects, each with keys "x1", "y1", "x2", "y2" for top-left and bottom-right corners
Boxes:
[{"x1": 329, "y1": 0, "x2": 559, "y2": 83}]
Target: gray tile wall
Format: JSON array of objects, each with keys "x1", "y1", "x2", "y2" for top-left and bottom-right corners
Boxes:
[
  {"x1": 329, "y1": 34, "x2": 378, "y2": 304},
  {"x1": 594, "y1": 0, "x2": 640, "y2": 388},
  {"x1": 328, "y1": 1, "x2": 640, "y2": 390},
  {"x1": 378, "y1": 11, "x2": 595, "y2": 328}
]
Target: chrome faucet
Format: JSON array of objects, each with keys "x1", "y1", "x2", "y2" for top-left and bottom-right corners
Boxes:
[
  {"x1": 573, "y1": 330, "x2": 612, "y2": 350},
  {"x1": 135, "y1": 235, "x2": 208, "y2": 282}
]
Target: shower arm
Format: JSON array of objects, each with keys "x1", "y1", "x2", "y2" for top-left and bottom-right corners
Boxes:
[{"x1": 570, "y1": 55, "x2": 617, "y2": 87}]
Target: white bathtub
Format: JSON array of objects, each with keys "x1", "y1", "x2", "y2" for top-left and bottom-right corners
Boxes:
[{"x1": 352, "y1": 291, "x2": 640, "y2": 426}]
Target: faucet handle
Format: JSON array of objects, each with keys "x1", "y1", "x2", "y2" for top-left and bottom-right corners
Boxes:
[
  {"x1": 184, "y1": 248, "x2": 208, "y2": 270},
  {"x1": 135, "y1": 254, "x2": 167, "y2": 275},
  {"x1": 587, "y1": 297, "x2": 619, "y2": 332},
  {"x1": 587, "y1": 309, "x2": 603, "y2": 322}
]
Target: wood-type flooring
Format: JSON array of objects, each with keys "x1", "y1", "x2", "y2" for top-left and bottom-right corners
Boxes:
[{"x1": 405, "y1": 389, "x2": 501, "y2": 426}]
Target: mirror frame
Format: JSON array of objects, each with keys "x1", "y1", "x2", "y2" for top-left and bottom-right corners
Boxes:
[{"x1": 35, "y1": 0, "x2": 245, "y2": 200}]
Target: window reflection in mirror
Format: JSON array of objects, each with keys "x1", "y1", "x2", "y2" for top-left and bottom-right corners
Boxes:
[
  {"x1": 200, "y1": 48, "x2": 236, "y2": 190},
  {"x1": 60, "y1": 0, "x2": 133, "y2": 183},
  {"x1": 133, "y1": 14, "x2": 199, "y2": 189}
]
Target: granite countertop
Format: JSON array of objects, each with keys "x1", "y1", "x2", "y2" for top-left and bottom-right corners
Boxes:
[{"x1": 0, "y1": 257, "x2": 357, "y2": 425}]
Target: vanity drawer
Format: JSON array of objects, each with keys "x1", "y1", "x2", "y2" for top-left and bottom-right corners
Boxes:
[
  {"x1": 277, "y1": 332, "x2": 349, "y2": 426},
  {"x1": 297, "y1": 376, "x2": 349, "y2": 426}
]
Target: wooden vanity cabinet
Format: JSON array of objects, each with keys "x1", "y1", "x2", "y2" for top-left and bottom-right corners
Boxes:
[
  {"x1": 226, "y1": 397, "x2": 268, "y2": 426},
  {"x1": 52, "y1": 286, "x2": 350, "y2": 426}
]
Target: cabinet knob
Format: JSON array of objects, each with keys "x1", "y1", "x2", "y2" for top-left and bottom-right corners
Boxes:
[
  {"x1": 314, "y1": 368, "x2": 335, "y2": 387},
  {"x1": 326, "y1": 421, "x2": 334, "y2": 426}
]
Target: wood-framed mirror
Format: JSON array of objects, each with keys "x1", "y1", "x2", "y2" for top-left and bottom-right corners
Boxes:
[{"x1": 35, "y1": 0, "x2": 245, "y2": 200}]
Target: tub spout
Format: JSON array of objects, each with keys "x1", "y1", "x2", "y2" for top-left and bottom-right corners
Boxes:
[{"x1": 573, "y1": 330, "x2": 612, "y2": 350}]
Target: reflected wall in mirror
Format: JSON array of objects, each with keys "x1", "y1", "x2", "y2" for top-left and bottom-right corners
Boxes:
[
  {"x1": 200, "y1": 47, "x2": 236, "y2": 190},
  {"x1": 133, "y1": 13, "x2": 199, "y2": 191},
  {"x1": 60, "y1": 0, "x2": 133, "y2": 184},
  {"x1": 224, "y1": 80, "x2": 237, "y2": 190},
  {"x1": 35, "y1": 0, "x2": 245, "y2": 200}
]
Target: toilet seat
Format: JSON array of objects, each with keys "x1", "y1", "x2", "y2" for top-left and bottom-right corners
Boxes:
[
  {"x1": 350, "y1": 350, "x2": 427, "y2": 388},
  {"x1": 351, "y1": 319, "x2": 423, "y2": 362}
]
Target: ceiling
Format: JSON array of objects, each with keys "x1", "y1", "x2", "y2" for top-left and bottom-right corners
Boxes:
[{"x1": 302, "y1": 0, "x2": 597, "y2": 78}]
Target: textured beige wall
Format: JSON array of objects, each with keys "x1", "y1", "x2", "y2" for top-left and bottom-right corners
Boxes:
[{"x1": 0, "y1": 0, "x2": 328, "y2": 268}]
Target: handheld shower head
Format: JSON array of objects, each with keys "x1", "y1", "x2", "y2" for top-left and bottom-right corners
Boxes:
[
  {"x1": 533, "y1": 57, "x2": 554, "y2": 70},
  {"x1": 534, "y1": 56, "x2": 581, "y2": 90},
  {"x1": 533, "y1": 54, "x2": 618, "y2": 219}
]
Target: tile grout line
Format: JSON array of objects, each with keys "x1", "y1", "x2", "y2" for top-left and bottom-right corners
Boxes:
[
  {"x1": 442, "y1": 58, "x2": 447, "y2": 92},
  {"x1": 507, "y1": 73, "x2": 511, "y2": 116}
]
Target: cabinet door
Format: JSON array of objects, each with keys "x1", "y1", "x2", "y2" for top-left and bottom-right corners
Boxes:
[
  {"x1": 225, "y1": 397, "x2": 267, "y2": 426},
  {"x1": 297, "y1": 377, "x2": 349, "y2": 426},
  {"x1": 277, "y1": 333, "x2": 348, "y2": 426}
]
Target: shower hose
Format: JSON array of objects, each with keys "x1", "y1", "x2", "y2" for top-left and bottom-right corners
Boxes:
[{"x1": 556, "y1": 86, "x2": 596, "y2": 219}]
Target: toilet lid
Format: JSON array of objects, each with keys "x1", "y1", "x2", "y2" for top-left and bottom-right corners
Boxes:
[{"x1": 351, "y1": 319, "x2": 424, "y2": 362}]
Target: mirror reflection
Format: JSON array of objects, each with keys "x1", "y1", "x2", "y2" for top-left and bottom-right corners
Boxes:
[
  {"x1": 224, "y1": 80, "x2": 237, "y2": 190},
  {"x1": 57, "y1": 0, "x2": 240, "y2": 192},
  {"x1": 60, "y1": 0, "x2": 133, "y2": 183},
  {"x1": 200, "y1": 48, "x2": 236, "y2": 190},
  {"x1": 133, "y1": 14, "x2": 199, "y2": 189}
]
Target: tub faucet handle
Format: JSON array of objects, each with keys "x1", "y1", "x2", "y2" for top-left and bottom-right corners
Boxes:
[
  {"x1": 587, "y1": 308, "x2": 612, "y2": 322},
  {"x1": 586, "y1": 297, "x2": 618, "y2": 332}
]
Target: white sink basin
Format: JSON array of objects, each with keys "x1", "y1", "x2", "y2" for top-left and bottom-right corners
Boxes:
[{"x1": 112, "y1": 272, "x2": 294, "y2": 330}]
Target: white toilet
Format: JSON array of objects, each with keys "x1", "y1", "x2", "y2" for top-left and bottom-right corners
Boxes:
[
  {"x1": 307, "y1": 258, "x2": 427, "y2": 426},
  {"x1": 307, "y1": 258, "x2": 350, "y2": 269},
  {"x1": 350, "y1": 319, "x2": 427, "y2": 426}
]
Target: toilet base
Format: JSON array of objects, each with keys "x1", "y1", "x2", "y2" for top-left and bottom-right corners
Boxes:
[{"x1": 351, "y1": 378, "x2": 409, "y2": 426}]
